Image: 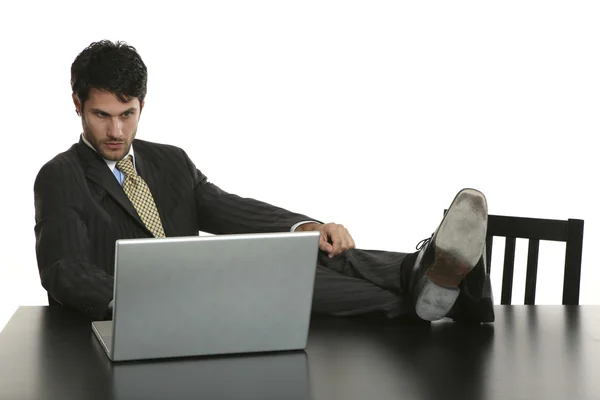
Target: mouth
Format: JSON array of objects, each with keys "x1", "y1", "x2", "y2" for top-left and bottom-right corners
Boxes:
[{"x1": 105, "y1": 142, "x2": 125, "y2": 150}]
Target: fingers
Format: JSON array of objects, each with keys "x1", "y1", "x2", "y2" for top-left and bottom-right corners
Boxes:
[
  {"x1": 330, "y1": 226, "x2": 343, "y2": 257},
  {"x1": 326, "y1": 223, "x2": 356, "y2": 258},
  {"x1": 319, "y1": 233, "x2": 333, "y2": 254}
]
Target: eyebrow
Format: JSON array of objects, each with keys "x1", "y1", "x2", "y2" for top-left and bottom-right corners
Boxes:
[{"x1": 90, "y1": 107, "x2": 137, "y2": 116}]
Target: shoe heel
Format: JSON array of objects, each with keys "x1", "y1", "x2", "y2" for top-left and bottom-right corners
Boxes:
[{"x1": 415, "y1": 276, "x2": 460, "y2": 321}]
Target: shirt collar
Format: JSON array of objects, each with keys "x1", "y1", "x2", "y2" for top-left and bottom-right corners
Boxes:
[{"x1": 81, "y1": 133, "x2": 135, "y2": 172}]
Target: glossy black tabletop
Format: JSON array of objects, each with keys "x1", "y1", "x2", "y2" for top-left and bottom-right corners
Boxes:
[{"x1": 1, "y1": 306, "x2": 599, "y2": 400}]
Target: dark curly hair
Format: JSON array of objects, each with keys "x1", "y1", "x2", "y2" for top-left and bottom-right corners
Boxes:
[{"x1": 71, "y1": 40, "x2": 147, "y2": 111}]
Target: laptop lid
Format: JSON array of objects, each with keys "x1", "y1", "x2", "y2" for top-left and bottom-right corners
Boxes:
[{"x1": 109, "y1": 231, "x2": 320, "y2": 361}]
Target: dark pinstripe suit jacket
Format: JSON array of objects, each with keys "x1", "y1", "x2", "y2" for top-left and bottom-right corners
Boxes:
[{"x1": 33, "y1": 138, "x2": 315, "y2": 320}]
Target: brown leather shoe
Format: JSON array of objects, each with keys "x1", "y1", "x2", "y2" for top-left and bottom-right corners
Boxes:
[{"x1": 409, "y1": 188, "x2": 488, "y2": 321}]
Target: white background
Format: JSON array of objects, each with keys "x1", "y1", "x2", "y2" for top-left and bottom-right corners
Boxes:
[{"x1": 0, "y1": 1, "x2": 598, "y2": 332}]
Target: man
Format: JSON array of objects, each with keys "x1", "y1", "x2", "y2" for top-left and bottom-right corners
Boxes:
[{"x1": 34, "y1": 40, "x2": 494, "y2": 323}]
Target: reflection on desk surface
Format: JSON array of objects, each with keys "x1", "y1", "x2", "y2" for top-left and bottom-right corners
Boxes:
[{"x1": 97, "y1": 344, "x2": 311, "y2": 400}]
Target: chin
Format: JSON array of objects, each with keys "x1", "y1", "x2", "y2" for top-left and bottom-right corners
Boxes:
[{"x1": 100, "y1": 149, "x2": 126, "y2": 161}]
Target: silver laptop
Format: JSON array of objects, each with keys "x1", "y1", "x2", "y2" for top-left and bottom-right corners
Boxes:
[{"x1": 92, "y1": 231, "x2": 320, "y2": 362}]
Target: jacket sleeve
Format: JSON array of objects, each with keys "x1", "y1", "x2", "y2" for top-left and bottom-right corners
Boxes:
[
  {"x1": 34, "y1": 161, "x2": 113, "y2": 320},
  {"x1": 180, "y1": 149, "x2": 322, "y2": 234}
]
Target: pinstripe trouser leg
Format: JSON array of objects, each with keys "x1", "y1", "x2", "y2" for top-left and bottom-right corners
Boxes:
[{"x1": 311, "y1": 248, "x2": 413, "y2": 318}]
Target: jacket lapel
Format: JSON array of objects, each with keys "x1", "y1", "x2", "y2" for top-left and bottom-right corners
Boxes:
[{"x1": 75, "y1": 139, "x2": 151, "y2": 235}]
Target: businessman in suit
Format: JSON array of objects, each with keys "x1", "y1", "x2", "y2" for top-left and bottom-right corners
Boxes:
[{"x1": 34, "y1": 40, "x2": 494, "y2": 323}]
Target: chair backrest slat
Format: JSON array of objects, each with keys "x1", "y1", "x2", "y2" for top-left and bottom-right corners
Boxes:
[
  {"x1": 501, "y1": 237, "x2": 517, "y2": 305},
  {"x1": 524, "y1": 239, "x2": 540, "y2": 305},
  {"x1": 563, "y1": 219, "x2": 584, "y2": 305},
  {"x1": 485, "y1": 236, "x2": 493, "y2": 275}
]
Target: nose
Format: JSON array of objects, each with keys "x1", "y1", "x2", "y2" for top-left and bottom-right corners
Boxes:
[{"x1": 106, "y1": 117, "x2": 124, "y2": 139}]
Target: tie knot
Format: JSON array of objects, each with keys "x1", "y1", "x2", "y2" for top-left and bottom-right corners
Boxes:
[{"x1": 116, "y1": 155, "x2": 135, "y2": 177}]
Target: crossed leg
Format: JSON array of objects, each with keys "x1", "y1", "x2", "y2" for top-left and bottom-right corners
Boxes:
[{"x1": 311, "y1": 249, "x2": 411, "y2": 318}]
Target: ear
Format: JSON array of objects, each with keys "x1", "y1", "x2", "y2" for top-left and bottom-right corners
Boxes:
[
  {"x1": 72, "y1": 93, "x2": 82, "y2": 116},
  {"x1": 140, "y1": 100, "x2": 145, "y2": 115}
]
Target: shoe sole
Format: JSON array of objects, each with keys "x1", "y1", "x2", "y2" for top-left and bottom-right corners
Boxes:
[{"x1": 415, "y1": 189, "x2": 488, "y2": 321}]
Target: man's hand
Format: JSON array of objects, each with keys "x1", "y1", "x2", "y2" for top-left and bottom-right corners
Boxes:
[{"x1": 295, "y1": 222, "x2": 356, "y2": 258}]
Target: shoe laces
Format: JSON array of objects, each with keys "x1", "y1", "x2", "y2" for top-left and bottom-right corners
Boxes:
[{"x1": 416, "y1": 234, "x2": 433, "y2": 250}]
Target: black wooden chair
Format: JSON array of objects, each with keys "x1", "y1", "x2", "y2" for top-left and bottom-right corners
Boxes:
[{"x1": 444, "y1": 211, "x2": 584, "y2": 305}]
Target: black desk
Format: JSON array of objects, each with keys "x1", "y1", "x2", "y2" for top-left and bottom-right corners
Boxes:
[{"x1": 1, "y1": 306, "x2": 599, "y2": 400}]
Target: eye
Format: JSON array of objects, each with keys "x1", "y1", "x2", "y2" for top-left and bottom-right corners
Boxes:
[
  {"x1": 122, "y1": 111, "x2": 134, "y2": 118},
  {"x1": 95, "y1": 111, "x2": 108, "y2": 118}
]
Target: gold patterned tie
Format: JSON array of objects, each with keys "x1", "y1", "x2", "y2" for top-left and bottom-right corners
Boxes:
[{"x1": 116, "y1": 155, "x2": 166, "y2": 238}]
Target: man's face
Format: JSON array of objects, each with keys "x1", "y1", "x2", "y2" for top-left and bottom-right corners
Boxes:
[{"x1": 73, "y1": 88, "x2": 143, "y2": 161}]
